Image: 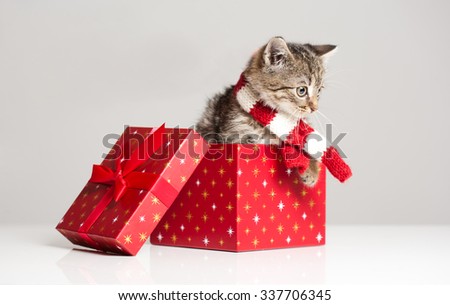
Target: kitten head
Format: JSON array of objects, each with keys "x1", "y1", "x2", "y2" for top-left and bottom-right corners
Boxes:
[{"x1": 244, "y1": 36, "x2": 336, "y2": 118}]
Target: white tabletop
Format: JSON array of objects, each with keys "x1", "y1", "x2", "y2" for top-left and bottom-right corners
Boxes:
[{"x1": 1, "y1": 224, "x2": 449, "y2": 285}]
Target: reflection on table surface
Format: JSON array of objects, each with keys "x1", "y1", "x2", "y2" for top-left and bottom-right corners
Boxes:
[{"x1": 56, "y1": 244, "x2": 325, "y2": 285}]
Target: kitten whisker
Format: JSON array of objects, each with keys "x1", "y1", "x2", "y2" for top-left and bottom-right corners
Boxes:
[
  {"x1": 323, "y1": 81, "x2": 349, "y2": 90},
  {"x1": 315, "y1": 110, "x2": 334, "y2": 125},
  {"x1": 291, "y1": 108, "x2": 302, "y2": 122},
  {"x1": 311, "y1": 112, "x2": 325, "y2": 135}
]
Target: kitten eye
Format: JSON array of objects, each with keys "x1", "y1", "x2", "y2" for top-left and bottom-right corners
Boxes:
[{"x1": 296, "y1": 86, "x2": 308, "y2": 97}]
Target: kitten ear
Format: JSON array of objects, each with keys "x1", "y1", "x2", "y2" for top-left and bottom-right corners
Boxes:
[
  {"x1": 263, "y1": 36, "x2": 291, "y2": 68},
  {"x1": 309, "y1": 44, "x2": 337, "y2": 62}
]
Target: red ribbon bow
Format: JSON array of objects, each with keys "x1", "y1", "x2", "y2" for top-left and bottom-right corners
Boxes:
[
  {"x1": 78, "y1": 124, "x2": 167, "y2": 246},
  {"x1": 89, "y1": 124, "x2": 164, "y2": 201},
  {"x1": 88, "y1": 124, "x2": 165, "y2": 201}
]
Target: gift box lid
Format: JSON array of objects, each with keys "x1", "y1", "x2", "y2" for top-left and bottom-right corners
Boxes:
[{"x1": 56, "y1": 124, "x2": 208, "y2": 255}]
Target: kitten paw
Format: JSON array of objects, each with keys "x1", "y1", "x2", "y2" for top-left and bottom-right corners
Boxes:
[{"x1": 300, "y1": 167, "x2": 319, "y2": 187}]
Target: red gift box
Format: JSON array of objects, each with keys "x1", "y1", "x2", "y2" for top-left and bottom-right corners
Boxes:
[
  {"x1": 56, "y1": 125, "x2": 207, "y2": 255},
  {"x1": 150, "y1": 143, "x2": 326, "y2": 252}
]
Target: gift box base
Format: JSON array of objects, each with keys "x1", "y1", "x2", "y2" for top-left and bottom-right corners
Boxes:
[{"x1": 150, "y1": 143, "x2": 326, "y2": 252}]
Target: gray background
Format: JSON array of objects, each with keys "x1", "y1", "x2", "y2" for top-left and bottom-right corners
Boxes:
[{"x1": 1, "y1": 0, "x2": 449, "y2": 225}]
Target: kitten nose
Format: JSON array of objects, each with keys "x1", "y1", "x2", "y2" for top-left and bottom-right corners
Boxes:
[
  {"x1": 309, "y1": 103, "x2": 318, "y2": 112},
  {"x1": 308, "y1": 97, "x2": 318, "y2": 112}
]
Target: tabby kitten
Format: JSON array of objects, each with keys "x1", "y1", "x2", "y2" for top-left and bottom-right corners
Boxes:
[{"x1": 196, "y1": 37, "x2": 336, "y2": 186}]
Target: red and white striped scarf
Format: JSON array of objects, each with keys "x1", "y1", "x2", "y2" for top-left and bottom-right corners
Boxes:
[{"x1": 233, "y1": 74, "x2": 352, "y2": 183}]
